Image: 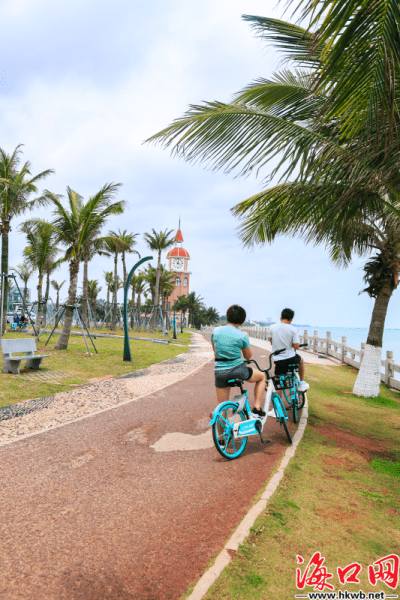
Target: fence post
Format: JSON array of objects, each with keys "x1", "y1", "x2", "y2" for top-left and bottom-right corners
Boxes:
[
  {"x1": 313, "y1": 330, "x2": 318, "y2": 354},
  {"x1": 341, "y1": 336, "x2": 347, "y2": 364},
  {"x1": 326, "y1": 331, "x2": 331, "y2": 357},
  {"x1": 303, "y1": 330, "x2": 308, "y2": 348},
  {"x1": 385, "y1": 350, "x2": 394, "y2": 386}
]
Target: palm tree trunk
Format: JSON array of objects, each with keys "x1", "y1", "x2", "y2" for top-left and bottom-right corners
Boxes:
[
  {"x1": 35, "y1": 276, "x2": 43, "y2": 333},
  {"x1": 82, "y1": 255, "x2": 89, "y2": 323},
  {"x1": 22, "y1": 283, "x2": 28, "y2": 318},
  {"x1": 1, "y1": 222, "x2": 9, "y2": 335},
  {"x1": 42, "y1": 273, "x2": 50, "y2": 327},
  {"x1": 353, "y1": 280, "x2": 394, "y2": 397},
  {"x1": 122, "y1": 252, "x2": 127, "y2": 288},
  {"x1": 150, "y1": 250, "x2": 162, "y2": 332},
  {"x1": 56, "y1": 290, "x2": 59, "y2": 312},
  {"x1": 106, "y1": 287, "x2": 110, "y2": 327},
  {"x1": 110, "y1": 253, "x2": 118, "y2": 330},
  {"x1": 130, "y1": 280, "x2": 135, "y2": 329},
  {"x1": 54, "y1": 259, "x2": 80, "y2": 350}
]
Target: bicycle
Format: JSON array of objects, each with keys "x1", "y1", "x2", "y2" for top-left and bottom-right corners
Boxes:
[
  {"x1": 273, "y1": 343, "x2": 309, "y2": 424},
  {"x1": 209, "y1": 349, "x2": 297, "y2": 460}
]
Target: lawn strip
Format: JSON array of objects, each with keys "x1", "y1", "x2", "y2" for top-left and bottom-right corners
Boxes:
[
  {"x1": 0, "y1": 330, "x2": 191, "y2": 407},
  {"x1": 187, "y1": 364, "x2": 400, "y2": 599}
]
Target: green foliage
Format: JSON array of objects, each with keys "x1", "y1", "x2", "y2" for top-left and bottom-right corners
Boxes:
[{"x1": 364, "y1": 395, "x2": 398, "y2": 409}]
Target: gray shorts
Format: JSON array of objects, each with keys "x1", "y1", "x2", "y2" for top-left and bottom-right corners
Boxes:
[{"x1": 214, "y1": 363, "x2": 253, "y2": 389}]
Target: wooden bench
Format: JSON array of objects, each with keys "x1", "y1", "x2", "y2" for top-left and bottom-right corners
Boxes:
[{"x1": 1, "y1": 338, "x2": 49, "y2": 375}]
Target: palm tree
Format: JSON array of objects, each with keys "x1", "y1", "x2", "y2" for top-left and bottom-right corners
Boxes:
[
  {"x1": 206, "y1": 307, "x2": 219, "y2": 325},
  {"x1": 103, "y1": 271, "x2": 114, "y2": 327},
  {"x1": 109, "y1": 229, "x2": 140, "y2": 287},
  {"x1": 173, "y1": 295, "x2": 189, "y2": 328},
  {"x1": 0, "y1": 145, "x2": 53, "y2": 333},
  {"x1": 42, "y1": 258, "x2": 63, "y2": 327},
  {"x1": 185, "y1": 292, "x2": 204, "y2": 327},
  {"x1": 143, "y1": 229, "x2": 175, "y2": 331},
  {"x1": 104, "y1": 233, "x2": 132, "y2": 330},
  {"x1": 135, "y1": 274, "x2": 146, "y2": 327},
  {"x1": 87, "y1": 279, "x2": 102, "y2": 323},
  {"x1": 147, "y1": 14, "x2": 400, "y2": 397},
  {"x1": 51, "y1": 279, "x2": 66, "y2": 312},
  {"x1": 81, "y1": 238, "x2": 110, "y2": 323},
  {"x1": 11, "y1": 261, "x2": 35, "y2": 318},
  {"x1": 23, "y1": 223, "x2": 60, "y2": 333},
  {"x1": 24, "y1": 183, "x2": 124, "y2": 349}
]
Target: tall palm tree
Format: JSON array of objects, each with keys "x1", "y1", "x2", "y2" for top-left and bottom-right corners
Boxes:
[
  {"x1": 135, "y1": 274, "x2": 146, "y2": 327},
  {"x1": 143, "y1": 229, "x2": 175, "y2": 331},
  {"x1": 0, "y1": 145, "x2": 53, "y2": 333},
  {"x1": 81, "y1": 238, "x2": 110, "y2": 323},
  {"x1": 103, "y1": 271, "x2": 113, "y2": 327},
  {"x1": 173, "y1": 295, "x2": 189, "y2": 328},
  {"x1": 206, "y1": 307, "x2": 219, "y2": 325},
  {"x1": 23, "y1": 223, "x2": 60, "y2": 333},
  {"x1": 51, "y1": 279, "x2": 66, "y2": 312},
  {"x1": 11, "y1": 261, "x2": 35, "y2": 317},
  {"x1": 147, "y1": 14, "x2": 400, "y2": 397},
  {"x1": 24, "y1": 183, "x2": 124, "y2": 349},
  {"x1": 109, "y1": 229, "x2": 140, "y2": 287},
  {"x1": 104, "y1": 233, "x2": 132, "y2": 330}
]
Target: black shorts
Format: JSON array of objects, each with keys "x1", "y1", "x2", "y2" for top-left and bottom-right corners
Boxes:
[
  {"x1": 214, "y1": 363, "x2": 253, "y2": 389},
  {"x1": 274, "y1": 354, "x2": 301, "y2": 376}
]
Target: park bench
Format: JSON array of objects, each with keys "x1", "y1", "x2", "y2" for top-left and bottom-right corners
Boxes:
[{"x1": 1, "y1": 338, "x2": 49, "y2": 375}]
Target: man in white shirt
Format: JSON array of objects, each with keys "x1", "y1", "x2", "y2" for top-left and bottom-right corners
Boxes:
[{"x1": 268, "y1": 308, "x2": 309, "y2": 392}]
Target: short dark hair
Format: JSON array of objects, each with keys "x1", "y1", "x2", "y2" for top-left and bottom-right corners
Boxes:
[
  {"x1": 226, "y1": 304, "x2": 246, "y2": 325},
  {"x1": 281, "y1": 308, "x2": 295, "y2": 321}
]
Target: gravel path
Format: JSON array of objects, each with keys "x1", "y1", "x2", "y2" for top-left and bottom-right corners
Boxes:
[{"x1": 0, "y1": 333, "x2": 213, "y2": 445}]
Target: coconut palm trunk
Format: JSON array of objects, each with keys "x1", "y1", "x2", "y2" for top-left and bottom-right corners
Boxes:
[
  {"x1": 82, "y1": 253, "x2": 89, "y2": 323},
  {"x1": 42, "y1": 273, "x2": 50, "y2": 327},
  {"x1": 130, "y1": 277, "x2": 135, "y2": 329},
  {"x1": 35, "y1": 276, "x2": 44, "y2": 333},
  {"x1": 149, "y1": 250, "x2": 162, "y2": 332},
  {"x1": 1, "y1": 221, "x2": 9, "y2": 335},
  {"x1": 353, "y1": 281, "x2": 395, "y2": 397},
  {"x1": 110, "y1": 253, "x2": 118, "y2": 330},
  {"x1": 55, "y1": 259, "x2": 80, "y2": 350}
]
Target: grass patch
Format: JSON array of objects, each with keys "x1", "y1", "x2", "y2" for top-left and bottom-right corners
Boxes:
[
  {"x1": 0, "y1": 329, "x2": 191, "y2": 407},
  {"x1": 365, "y1": 394, "x2": 399, "y2": 408},
  {"x1": 185, "y1": 364, "x2": 400, "y2": 599}
]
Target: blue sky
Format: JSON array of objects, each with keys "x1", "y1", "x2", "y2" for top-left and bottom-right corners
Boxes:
[{"x1": 1, "y1": 0, "x2": 398, "y2": 329}]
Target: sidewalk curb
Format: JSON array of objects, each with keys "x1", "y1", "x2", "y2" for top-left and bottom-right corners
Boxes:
[{"x1": 186, "y1": 399, "x2": 309, "y2": 600}]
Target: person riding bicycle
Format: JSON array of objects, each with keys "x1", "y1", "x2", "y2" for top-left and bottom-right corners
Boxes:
[
  {"x1": 269, "y1": 308, "x2": 309, "y2": 392},
  {"x1": 211, "y1": 304, "x2": 267, "y2": 417}
]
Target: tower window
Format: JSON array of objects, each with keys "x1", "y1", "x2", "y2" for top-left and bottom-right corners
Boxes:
[
  {"x1": 184, "y1": 277, "x2": 188, "y2": 286},
  {"x1": 175, "y1": 277, "x2": 180, "y2": 286}
]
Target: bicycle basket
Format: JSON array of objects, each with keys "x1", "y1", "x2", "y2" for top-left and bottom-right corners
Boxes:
[{"x1": 273, "y1": 375, "x2": 295, "y2": 390}]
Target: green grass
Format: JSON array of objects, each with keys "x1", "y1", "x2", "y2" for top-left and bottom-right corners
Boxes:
[
  {"x1": 182, "y1": 364, "x2": 400, "y2": 599},
  {"x1": 0, "y1": 328, "x2": 191, "y2": 407}
]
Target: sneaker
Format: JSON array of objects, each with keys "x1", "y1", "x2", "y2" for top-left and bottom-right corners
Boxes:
[
  {"x1": 298, "y1": 381, "x2": 309, "y2": 392},
  {"x1": 252, "y1": 407, "x2": 266, "y2": 418}
]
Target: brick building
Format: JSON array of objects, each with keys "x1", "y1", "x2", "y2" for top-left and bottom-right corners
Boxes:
[{"x1": 165, "y1": 226, "x2": 190, "y2": 320}]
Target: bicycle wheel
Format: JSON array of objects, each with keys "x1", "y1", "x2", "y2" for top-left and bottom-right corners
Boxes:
[
  {"x1": 292, "y1": 393, "x2": 298, "y2": 424},
  {"x1": 272, "y1": 395, "x2": 292, "y2": 444},
  {"x1": 296, "y1": 391, "x2": 306, "y2": 409},
  {"x1": 211, "y1": 402, "x2": 248, "y2": 460}
]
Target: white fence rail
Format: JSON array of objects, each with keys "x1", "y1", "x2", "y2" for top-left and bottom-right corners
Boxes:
[{"x1": 201, "y1": 325, "x2": 400, "y2": 392}]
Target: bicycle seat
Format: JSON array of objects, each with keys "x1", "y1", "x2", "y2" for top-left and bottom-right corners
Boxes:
[{"x1": 227, "y1": 378, "x2": 244, "y2": 388}]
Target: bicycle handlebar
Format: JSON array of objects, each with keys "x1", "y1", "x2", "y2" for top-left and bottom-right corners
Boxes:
[{"x1": 245, "y1": 343, "x2": 309, "y2": 377}]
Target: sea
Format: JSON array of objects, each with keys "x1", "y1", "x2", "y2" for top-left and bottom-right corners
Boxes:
[{"x1": 300, "y1": 326, "x2": 400, "y2": 365}]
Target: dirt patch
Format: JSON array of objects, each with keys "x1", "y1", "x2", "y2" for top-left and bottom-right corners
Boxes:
[
  {"x1": 322, "y1": 454, "x2": 359, "y2": 471},
  {"x1": 315, "y1": 508, "x2": 360, "y2": 521},
  {"x1": 313, "y1": 423, "x2": 393, "y2": 460},
  {"x1": 325, "y1": 403, "x2": 346, "y2": 414}
]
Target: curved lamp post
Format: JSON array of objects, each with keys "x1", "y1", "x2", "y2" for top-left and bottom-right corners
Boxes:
[{"x1": 123, "y1": 255, "x2": 153, "y2": 362}]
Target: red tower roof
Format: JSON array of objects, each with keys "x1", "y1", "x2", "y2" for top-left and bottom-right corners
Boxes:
[
  {"x1": 166, "y1": 247, "x2": 190, "y2": 259},
  {"x1": 175, "y1": 229, "x2": 184, "y2": 242}
]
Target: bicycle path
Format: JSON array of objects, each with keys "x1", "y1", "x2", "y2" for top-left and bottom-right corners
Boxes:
[{"x1": 0, "y1": 336, "x2": 300, "y2": 600}]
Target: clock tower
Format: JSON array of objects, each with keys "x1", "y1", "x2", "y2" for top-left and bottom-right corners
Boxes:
[{"x1": 166, "y1": 223, "x2": 190, "y2": 313}]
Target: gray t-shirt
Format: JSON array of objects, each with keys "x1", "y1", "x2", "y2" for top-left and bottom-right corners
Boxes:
[{"x1": 269, "y1": 322, "x2": 300, "y2": 361}]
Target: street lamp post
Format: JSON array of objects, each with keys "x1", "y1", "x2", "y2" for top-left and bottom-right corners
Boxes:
[{"x1": 123, "y1": 256, "x2": 153, "y2": 362}]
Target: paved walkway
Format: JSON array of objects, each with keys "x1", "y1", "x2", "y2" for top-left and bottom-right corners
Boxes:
[{"x1": 0, "y1": 335, "x2": 301, "y2": 600}]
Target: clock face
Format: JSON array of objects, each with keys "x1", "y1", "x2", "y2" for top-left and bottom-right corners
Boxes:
[{"x1": 173, "y1": 258, "x2": 184, "y2": 270}]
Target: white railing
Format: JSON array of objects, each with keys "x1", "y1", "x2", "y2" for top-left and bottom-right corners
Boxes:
[{"x1": 201, "y1": 325, "x2": 400, "y2": 392}]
